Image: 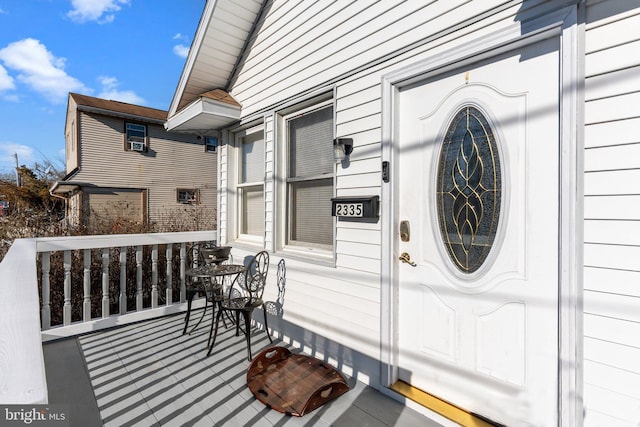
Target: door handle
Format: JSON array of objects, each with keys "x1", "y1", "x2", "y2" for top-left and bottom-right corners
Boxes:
[{"x1": 399, "y1": 252, "x2": 417, "y2": 267}]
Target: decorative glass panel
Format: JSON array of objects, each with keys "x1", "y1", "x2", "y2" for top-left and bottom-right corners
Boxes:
[{"x1": 436, "y1": 106, "x2": 501, "y2": 273}]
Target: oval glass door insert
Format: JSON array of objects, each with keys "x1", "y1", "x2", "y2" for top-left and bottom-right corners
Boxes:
[{"x1": 436, "y1": 106, "x2": 502, "y2": 273}]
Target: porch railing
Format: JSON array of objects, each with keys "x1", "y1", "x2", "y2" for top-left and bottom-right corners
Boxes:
[{"x1": 0, "y1": 230, "x2": 216, "y2": 404}]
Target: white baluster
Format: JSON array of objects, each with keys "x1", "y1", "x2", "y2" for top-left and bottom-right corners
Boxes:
[
  {"x1": 136, "y1": 245, "x2": 143, "y2": 311},
  {"x1": 83, "y1": 249, "x2": 91, "y2": 322},
  {"x1": 166, "y1": 245, "x2": 173, "y2": 305},
  {"x1": 180, "y1": 242, "x2": 186, "y2": 303},
  {"x1": 63, "y1": 250, "x2": 72, "y2": 326},
  {"x1": 41, "y1": 251, "x2": 51, "y2": 330},
  {"x1": 120, "y1": 246, "x2": 127, "y2": 314},
  {"x1": 102, "y1": 248, "x2": 109, "y2": 318},
  {"x1": 151, "y1": 244, "x2": 158, "y2": 308}
]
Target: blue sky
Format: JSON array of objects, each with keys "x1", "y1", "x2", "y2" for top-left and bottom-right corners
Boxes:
[{"x1": 0, "y1": 0, "x2": 204, "y2": 175}]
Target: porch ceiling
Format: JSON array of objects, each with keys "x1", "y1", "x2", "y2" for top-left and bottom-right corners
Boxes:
[{"x1": 167, "y1": 0, "x2": 264, "y2": 132}]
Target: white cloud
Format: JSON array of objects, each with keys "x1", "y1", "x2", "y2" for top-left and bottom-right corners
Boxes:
[
  {"x1": 98, "y1": 75, "x2": 118, "y2": 89},
  {"x1": 0, "y1": 142, "x2": 35, "y2": 165},
  {"x1": 172, "y1": 33, "x2": 190, "y2": 58},
  {"x1": 97, "y1": 75, "x2": 145, "y2": 104},
  {"x1": 0, "y1": 38, "x2": 89, "y2": 103},
  {"x1": 67, "y1": 0, "x2": 130, "y2": 24},
  {"x1": 0, "y1": 64, "x2": 14, "y2": 91},
  {"x1": 173, "y1": 44, "x2": 190, "y2": 59}
]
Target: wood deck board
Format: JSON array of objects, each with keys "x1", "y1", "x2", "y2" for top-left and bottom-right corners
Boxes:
[{"x1": 44, "y1": 312, "x2": 443, "y2": 426}]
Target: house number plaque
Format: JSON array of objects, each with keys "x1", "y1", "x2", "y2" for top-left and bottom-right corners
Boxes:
[{"x1": 331, "y1": 196, "x2": 379, "y2": 220}]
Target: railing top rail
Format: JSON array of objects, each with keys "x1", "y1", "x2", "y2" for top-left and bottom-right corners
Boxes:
[{"x1": 35, "y1": 230, "x2": 217, "y2": 252}]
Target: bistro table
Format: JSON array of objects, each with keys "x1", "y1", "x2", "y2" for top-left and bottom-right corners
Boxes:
[{"x1": 183, "y1": 263, "x2": 247, "y2": 340}]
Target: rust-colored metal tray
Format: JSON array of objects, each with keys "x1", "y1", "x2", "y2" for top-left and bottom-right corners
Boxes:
[{"x1": 246, "y1": 346, "x2": 350, "y2": 416}]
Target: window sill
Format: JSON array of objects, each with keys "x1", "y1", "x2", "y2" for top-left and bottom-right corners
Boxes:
[
  {"x1": 277, "y1": 245, "x2": 335, "y2": 267},
  {"x1": 230, "y1": 235, "x2": 264, "y2": 252}
]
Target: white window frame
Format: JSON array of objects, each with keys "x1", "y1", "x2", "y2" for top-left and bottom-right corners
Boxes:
[
  {"x1": 125, "y1": 122, "x2": 147, "y2": 152},
  {"x1": 275, "y1": 99, "x2": 335, "y2": 262},
  {"x1": 234, "y1": 125, "x2": 265, "y2": 246}
]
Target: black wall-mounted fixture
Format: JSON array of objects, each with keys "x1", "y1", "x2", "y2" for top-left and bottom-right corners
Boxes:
[{"x1": 333, "y1": 138, "x2": 353, "y2": 161}]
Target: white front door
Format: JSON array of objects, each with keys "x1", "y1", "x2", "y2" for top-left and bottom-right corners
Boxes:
[{"x1": 396, "y1": 37, "x2": 560, "y2": 426}]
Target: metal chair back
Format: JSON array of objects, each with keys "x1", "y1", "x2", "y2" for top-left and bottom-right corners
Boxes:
[{"x1": 233, "y1": 251, "x2": 269, "y2": 304}]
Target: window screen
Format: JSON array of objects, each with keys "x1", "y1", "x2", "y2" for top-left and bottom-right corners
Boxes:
[
  {"x1": 287, "y1": 105, "x2": 334, "y2": 247},
  {"x1": 239, "y1": 131, "x2": 265, "y2": 238}
]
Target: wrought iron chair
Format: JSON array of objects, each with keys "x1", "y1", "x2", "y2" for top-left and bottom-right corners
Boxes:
[{"x1": 208, "y1": 250, "x2": 272, "y2": 360}]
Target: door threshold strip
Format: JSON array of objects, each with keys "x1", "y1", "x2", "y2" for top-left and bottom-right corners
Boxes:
[{"x1": 390, "y1": 381, "x2": 503, "y2": 427}]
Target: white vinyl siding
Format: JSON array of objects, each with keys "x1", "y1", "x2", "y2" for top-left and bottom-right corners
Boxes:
[
  {"x1": 583, "y1": 1, "x2": 640, "y2": 425},
  {"x1": 222, "y1": 0, "x2": 576, "y2": 368},
  {"x1": 212, "y1": 5, "x2": 640, "y2": 414},
  {"x1": 65, "y1": 97, "x2": 79, "y2": 173}
]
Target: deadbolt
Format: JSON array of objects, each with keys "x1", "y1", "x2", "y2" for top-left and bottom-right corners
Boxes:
[{"x1": 400, "y1": 220, "x2": 410, "y2": 242}]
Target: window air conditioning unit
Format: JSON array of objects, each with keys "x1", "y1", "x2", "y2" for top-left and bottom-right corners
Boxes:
[{"x1": 130, "y1": 142, "x2": 145, "y2": 152}]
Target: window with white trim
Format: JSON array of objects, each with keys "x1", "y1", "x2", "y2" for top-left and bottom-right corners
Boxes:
[
  {"x1": 237, "y1": 128, "x2": 265, "y2": 239},
  {"x1": 177, "y1": 189, "x2": 199, "y2": 204},
  {"x1": 284, "y1": 102, "x2": 334, "y2": 250},
  {"x1": 125, "y1": 122, "x2": 147, "y2": 152}
]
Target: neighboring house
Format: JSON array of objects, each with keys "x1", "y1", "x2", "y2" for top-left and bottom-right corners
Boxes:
[
  {"x1": 166, "y1": 1, "x2": 639, "y2": 426},
  {"x1": 51, "y1": 93, "x2": 219, "y2": 230}
]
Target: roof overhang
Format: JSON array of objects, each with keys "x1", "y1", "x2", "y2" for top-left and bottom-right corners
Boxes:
[
  {"x1": 50, "y1": 181, "x2": 82, "y2": 196},
  {"x1": 77, "y1": 105, "x2": 166, "y2": 125},
  {"x1": 165, "y1": 91, "x2": 241, "y2": 133},
  {"x1": 167, "y1": 0, "x2": 265, "y2": 132}
]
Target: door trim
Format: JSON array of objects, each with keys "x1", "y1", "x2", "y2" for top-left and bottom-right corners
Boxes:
[{"x1": 379, "y1": 5, "x2": 583, "y2": 426}]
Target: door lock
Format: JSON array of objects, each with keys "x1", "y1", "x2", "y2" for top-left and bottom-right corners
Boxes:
[
  {"x1": 399, "y1": 252, "x2": 417, "y2": 267},
  {"x1": 400, "y1": 220, "x2": 410, "y2": 242}
]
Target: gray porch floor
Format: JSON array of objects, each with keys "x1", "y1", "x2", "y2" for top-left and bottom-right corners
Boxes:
[{"x1": 43, "y1": 311, "x2": 442, "y2": 427}]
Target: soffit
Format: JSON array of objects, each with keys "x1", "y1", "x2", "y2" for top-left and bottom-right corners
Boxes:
[{"x1": 168, "y1": 0, "x2": 263, "y2": 117}]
